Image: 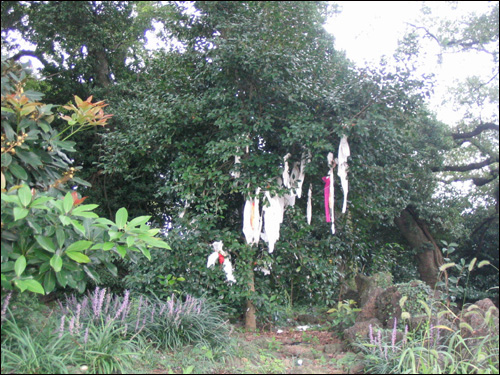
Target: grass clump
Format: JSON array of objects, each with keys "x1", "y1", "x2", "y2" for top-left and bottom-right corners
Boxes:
[
  {"x1": 355, "y1": 300, "x2": 499, "y2": 374},
  {"x1": 1, "y1": 288, "x2": 232, "y2": 374}
]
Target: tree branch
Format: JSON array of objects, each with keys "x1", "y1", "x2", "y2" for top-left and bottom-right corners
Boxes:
[
  {"x1": 432, "y1": 157, "x2": 498, "y2": 173},
  {"x1": 9, "y1": 50, "x2": 50, "y2": 68},
  {"x1": 452, "y1": 122, "x2": 499, "y2": 140}
]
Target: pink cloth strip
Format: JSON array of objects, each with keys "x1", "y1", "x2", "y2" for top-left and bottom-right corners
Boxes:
[{"x1": 322, "y1": 176, "x2": 331, "y2": 222}]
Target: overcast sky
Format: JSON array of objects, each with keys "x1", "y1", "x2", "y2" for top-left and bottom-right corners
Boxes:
[
  {"x1": 325, "y1": 1, "x2": 496, "y2": 125},
  {"x1": 17, "y1": 1, "x2": 495, "y2": 125}
]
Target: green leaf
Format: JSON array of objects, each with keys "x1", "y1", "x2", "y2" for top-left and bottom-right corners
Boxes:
[
  {"x1": 13, "y1": 207, "x2": 29, "y2": 220},
  {"x1": 104, "y1": 261, "x2": 118, "y2": 277},
  {"x1": 70, "y1": 219, "x2": 85, "y2": 236},
  {"x1": 138, "y1": 234, "x2": 171, "y2": 249},
  {"x1": 31, "y1": 196, "x2": 54, "y2": 208},
  {"x1": 116, "y1": 245, "x2": 127, "y2": 258},
  {"x1": 91, "y1": 242, "x2": 115, "y2": 251},
  {"x1": 66, "y1": 251, "x2": 90, "y2": 263},
  {"x1": 15, "y1": 279, "x2": 45, "y2": 294},
  {"x1": 115, "y1": 207, "x2": 128, "y2": 230},
  {"x1": 102, "y1": 242, "x2": 115, "y2": 250},
  {"x1": 16, "y1": 150, "x2": 43, "y2": 168},
  {"x1": 43, "y1": 271, "x2": 56, "y2": 294},
  {"x1": 126, "y1": 236, "x2": 135, "y2": 247},
  {"x1": 66, "y1": 240, "x2": 92, "y2": 252},
  {"x1": 35, "y1": 236, "x2": 56, "y2": 253},
  {"x1": 83, "y1": 265, "x2": 100, "y2": 282},
  {"x1": 109, "y1": 230, "x2": 124, "y2": 241},
  {"x1": 95, "y1": 217, "x2": 116, "y2": 226},
  {"x1": 128, "y1": 215, "x2": 151, "y2": 227},
  {"x1": 56, "y1": 228, "x2": 66, "y2": 248},
  {"x1": 9, "y1": 163, "x2": 28, "y2": 180},
  {"x1": 50, "y1": 254, "x2": 63, "y2": 272},
  {"x1": 63, "y1": 191, "x2": 73, "y2": 213},
  {"x1": 1, "y1": 152, "x2": 12, "y2": 167},
  {"x1": 56, "y1": 269, "x2": 68, "y2": 287},
  {"x1": 71, "y1": 211, "x2": 99, "y2": 219},
  {"x1": 15, "y1": 255, "x2": 27, "y2": 277},
  {"x1": 1, "y1": 192, "x2": 19, "y2": 204},
  {"x1": 141, "y1": 247, "x2": 151, "y2": 261},
  {"x1": 18, "y1": 185, "x2": 32, "y2": 207},
  {"x1": 59, "y1": 215, "x2": 72, "y2": 226},
  {"x1": 72, "y1": 204, "x2": 99, "y2": 212}
]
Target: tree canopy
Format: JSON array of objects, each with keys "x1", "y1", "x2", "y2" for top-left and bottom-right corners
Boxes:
[{"x1": 2, "y1": 1, "x2": 498, "y2": 328}]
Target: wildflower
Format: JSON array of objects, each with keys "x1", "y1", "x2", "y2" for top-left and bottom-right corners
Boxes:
[
  {"x1": 75, "y1": 303, "x2": 81, "y2": 331},
  {"x1": 377, "y1": 330, "x2": 383, "y2": 355},
  {"x1": 83, "y1": 327, "x2": 89, "y2": 344},
  {"x1": 69, "y1": 316, "x2": 75, "y2": 336},
  {"x1": 81, "y1": 296, "x2": 89, "y2": 319},
  {"x1": 91, "y1": 287, "x2": 100, "y2": 318},
  {"x1": 369, "y1": 323, "x2": 374, "y2": 344},
  {"x1": 391, "y1": 318, "x2": 397, "y2": 351},
  {"x1": 1, "y1": 292, "x2": 12, "y2": 321},
  {"x1": 159, "y1": 303, "x2": 166, "y2": 316},
  {"x1": 168, "y1": 296, "x2": 174, "y2": 315},
  {"x1": 59, "y1": 315, "x2": 66, "y2": 338},
  {"x1": 97, "y1": 288, "x2": 107, "y2": 319},
  {"x1": 135, "y1": 295, "x2": 143, "y2": 332},
  {"x1": 150, "y1": 305, "x2": 156, "y2": 323},
  {"x1": 114, "y1": 290, "x2": 130, "y2": 321}
]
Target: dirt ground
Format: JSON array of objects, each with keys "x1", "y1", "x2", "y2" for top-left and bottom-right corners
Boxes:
[{"x1": 235, "y1": 328, "x2": 364, "y2": 374}]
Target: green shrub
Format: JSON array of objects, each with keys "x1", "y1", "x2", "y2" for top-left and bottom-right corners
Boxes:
[
  {"x1": 58, "y1": 288, "x2": 232, "y2": 351},
  {"x1": 355, "y1": 301, "x2": 499, "y2": 374},
  {"x1": 327, "y1": 299, "x2": 361, "y2": 332}
]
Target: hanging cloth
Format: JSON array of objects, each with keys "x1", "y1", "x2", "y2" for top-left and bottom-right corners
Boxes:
[
  {"x1": 325, "y1": 152, "x2": 336, "y2": 234},
  {"x1": 282, "y1": 153, "x2": 291, "y2": 188},
  {"x1": 337, "y1": 135, "x2": 350, "y2": 213},
  {"x1": 243, "y1": 188, "x2": 262, "y2": 245},
  {"x1": 207, "y1": 241, "x2": 236, "y2": 283},
  {"x1": 307, "y1": 183, "x2": 312, "y2": 225},
  {"x1": 296, "y1": 151, "x2": 309, "y2": 198},
  {"x1": 322, "y1": 176, "x2": 331, "y2": 222},
  {"x1": 261, "y1": 191, "x2": 285, "y2": 253}
]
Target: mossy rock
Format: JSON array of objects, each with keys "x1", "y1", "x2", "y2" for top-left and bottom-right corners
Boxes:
[
  {"x1": 355, "y1": 272, "x2": 393, "y2": 307},
  {"x1": 375, "y1": 286, "x2": 402, "y2": 327},
  {"x1": 396, "y1": 280, "x2": 433, "y2": 317},
  {"x1": 374, "y1": 279, "x2": 433, "y2": 328}
]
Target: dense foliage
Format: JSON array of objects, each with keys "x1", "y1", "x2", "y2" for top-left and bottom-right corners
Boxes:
[
  {"x1": 1, "y1": 0, "x2": 497, "y2": 324},
  {"x1": 1, "y1": 57, "x2": 170, "y2": 295}
]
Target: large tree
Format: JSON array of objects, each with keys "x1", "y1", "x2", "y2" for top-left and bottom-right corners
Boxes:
[
  {"x1": 95, "y1": 1, "x2": 449, "y2": 327},
  {"x1": 395, "y1": 2, "x2": 499, "y2": 290},
  {"x1": 2, "y1": 1, "x2": 457, "y2": 327}
]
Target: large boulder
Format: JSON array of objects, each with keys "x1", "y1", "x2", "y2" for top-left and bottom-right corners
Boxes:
[
  {"x1": 375, "y1": 286, "x2": 402, "y2": 327},
  {"x1": 343, "y1": 317, "x2": 382, "y2": 350},
  {"x1": 355, "y1": 272, "x2": 392, "y2": 307},
  {"x1": 356, "y1": 287, "x2": 384, "y2": 322},
  {"x1": 460, "y1": 298, "x2": 499, "y2": 338}
]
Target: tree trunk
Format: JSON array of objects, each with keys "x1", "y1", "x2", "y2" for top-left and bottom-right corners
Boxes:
[
  {"x1": 394, "y1": 207, "x2": 445, "y2": 288},
  {"x1": 245, "y1": 267, "x2": 257, "y2": 331},
  {"x1": 90, "y1": 47, "x2": 112, "y2": 88}
]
